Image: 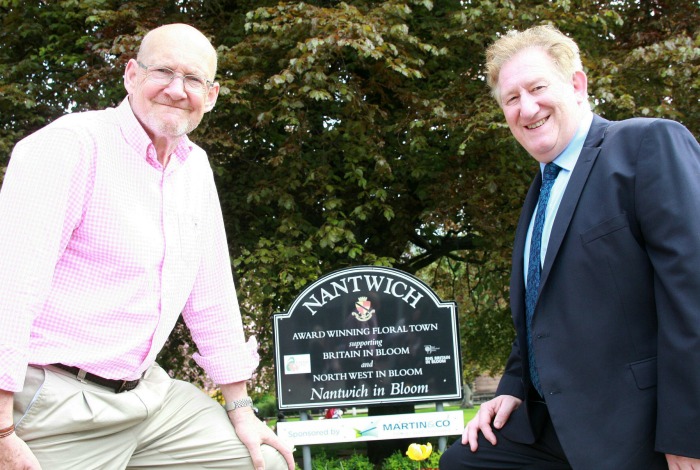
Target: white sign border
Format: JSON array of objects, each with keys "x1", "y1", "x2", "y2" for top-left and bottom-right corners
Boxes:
[{"x1": 276, "y1": 410, "x2": 464, "y2": 446}]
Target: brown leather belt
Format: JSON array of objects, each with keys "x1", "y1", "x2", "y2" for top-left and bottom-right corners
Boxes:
[{"x1": 51, "y1": 364, "x2": 140, "y2": 393}]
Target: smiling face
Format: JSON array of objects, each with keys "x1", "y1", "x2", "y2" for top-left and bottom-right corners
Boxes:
[
  {"x1": 124, "y1": 24, "x2": 219, "y2": 147},
  {"x1": 497, "y1": 47, "x2": 588, "y2": 163}
]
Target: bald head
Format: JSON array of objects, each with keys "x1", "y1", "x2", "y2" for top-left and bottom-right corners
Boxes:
[{"x1": 137, "y1": 24, "x2": 217, "y2": 79}]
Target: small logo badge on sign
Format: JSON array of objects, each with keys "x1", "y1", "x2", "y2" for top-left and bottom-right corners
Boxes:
[
  {"x1": 284, "y1": 354, "x2": 311, "y2": 374},
  {"x1": 352, "y1": 296, "x2": 375, "y2": 321}
]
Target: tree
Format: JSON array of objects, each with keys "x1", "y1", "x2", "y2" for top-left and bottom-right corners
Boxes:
[{"x1": 1, "y1": 0, "x2": 698, "y2": 394}]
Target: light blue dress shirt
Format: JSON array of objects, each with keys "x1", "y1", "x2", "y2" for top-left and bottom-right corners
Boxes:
[{"x1": 524, "y1": 112, "x2": 593, "y2": 284}]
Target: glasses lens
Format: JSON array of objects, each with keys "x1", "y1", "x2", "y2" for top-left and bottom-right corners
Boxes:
[
  {"x1": 183, "y1": 76, "x2": 208, "y2": 94},
  {"x1": 149, "y1": 67, "x2": 175, "y2": 84},
  {"x1": 144, "y1": 65, "x2": 209, "y2": 94}
]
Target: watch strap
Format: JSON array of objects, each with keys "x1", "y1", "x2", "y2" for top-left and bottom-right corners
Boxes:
[{"x1": 224, "y1": 397, "x2": 254, "y2": 412}]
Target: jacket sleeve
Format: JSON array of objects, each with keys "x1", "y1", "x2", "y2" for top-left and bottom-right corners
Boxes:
[
  {"x1": 496, "y1": 338, "x2": 526, "y2": 400},
  {"x1": 628, "y1": 119, "x2": 700, "y2": 458}
]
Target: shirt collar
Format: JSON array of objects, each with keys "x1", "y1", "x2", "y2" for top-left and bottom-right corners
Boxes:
[
  {"x1": 542, "y1": 110, "x2": 593, "y2": 174},
  {"x1": 116, "y1": 98, "x2": 193, "y2": 167}
]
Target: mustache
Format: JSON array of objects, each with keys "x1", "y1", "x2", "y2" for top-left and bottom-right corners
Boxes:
[{"x1": 154, "y1": 100, "x2": 191, "y2": 110}]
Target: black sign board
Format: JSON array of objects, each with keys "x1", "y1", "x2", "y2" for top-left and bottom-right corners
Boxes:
[{"x1": 274, "y1": 266, "x2": 462, "y2": 410}]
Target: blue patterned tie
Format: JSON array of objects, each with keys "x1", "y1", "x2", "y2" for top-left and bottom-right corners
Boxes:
[{"x1": 526, "y1": 162, "x2": 561, "y2": 396}]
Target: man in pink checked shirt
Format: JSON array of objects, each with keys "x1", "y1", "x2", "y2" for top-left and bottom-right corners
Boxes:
[{"x1": 0, "y1": 23, "x2": 294, "y2": 470}]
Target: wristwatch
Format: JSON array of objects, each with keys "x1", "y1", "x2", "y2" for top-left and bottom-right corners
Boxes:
[{"x1": 224, "y1": 397, "x2": 254, "y2": 412}]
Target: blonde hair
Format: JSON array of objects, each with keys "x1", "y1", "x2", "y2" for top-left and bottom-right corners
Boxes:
[{"x1": 485, "y1": 25, "x2": 583, "y2": 102}]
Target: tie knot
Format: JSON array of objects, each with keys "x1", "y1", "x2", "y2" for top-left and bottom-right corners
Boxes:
[{"x1": 543, "y1": 163, "x2": 561, "y2": 182}]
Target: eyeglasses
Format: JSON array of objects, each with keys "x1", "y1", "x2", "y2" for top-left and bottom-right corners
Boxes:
[{"x1": 137, "y1": 61, "x2": 214, "y2": 94}]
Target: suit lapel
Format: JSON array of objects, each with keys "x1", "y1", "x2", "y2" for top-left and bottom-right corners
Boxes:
[{"x1": 539, "y1": 115, "x2": 611, "y2": 289}]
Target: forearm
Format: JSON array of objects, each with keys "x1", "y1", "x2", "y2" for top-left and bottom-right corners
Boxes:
[
  {"x1": 0, "y1": 388, "x2": 42, "y2": 469},
  {"x1": 0, "y1": 389, "x2": 14, "y2": 427},
  {"x1": 219, "y1": 381, "x2": 259, "y2": 432},
  {"x1": 219, "y1": 381, "x2": 295, "y2": 470},
  {"x1": 219, "y1": 381, "x2": 249, "y2": 404}
]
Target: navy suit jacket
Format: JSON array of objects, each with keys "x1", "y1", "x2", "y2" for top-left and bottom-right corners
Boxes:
[{"x1": 496, "y1": 114, "x2": 700, "y2": 469}]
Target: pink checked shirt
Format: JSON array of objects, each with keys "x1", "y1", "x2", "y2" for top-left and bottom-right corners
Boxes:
[{"x1": 0, "y1": 99, "x2": 259, "y2": 392}]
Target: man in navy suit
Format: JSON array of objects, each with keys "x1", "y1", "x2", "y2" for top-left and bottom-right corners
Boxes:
[{"x1": 440, "y1": 25, "x2": 700, "y2": 469}]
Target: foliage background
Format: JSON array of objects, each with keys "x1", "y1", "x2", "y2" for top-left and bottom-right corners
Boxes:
[{"x1": 1, "y1": 0, "x2": 698, "y2": 396}]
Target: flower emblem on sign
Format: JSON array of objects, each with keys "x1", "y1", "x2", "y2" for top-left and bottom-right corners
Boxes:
[{"x1": 351, "y1": 296, "x2": 375, "y2": 321}]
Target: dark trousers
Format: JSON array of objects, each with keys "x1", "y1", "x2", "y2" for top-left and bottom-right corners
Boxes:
[{"x1": 439, "y1": 401, "x2": 571, "y2": 470}]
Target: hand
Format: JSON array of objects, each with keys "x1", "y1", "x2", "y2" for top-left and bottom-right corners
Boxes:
[
  {"x1": 667, "y1": 454, "x2": 700, "y2": 469},
  {"x1": 228, "y1": 407, "x2": 295, "y2": 470},
  {"x1": 461, "y1": 394, "x2": 522, "y2": 452},
  {"x1": 0, "y1": 432, "x2": 42, "y2": 469}
]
